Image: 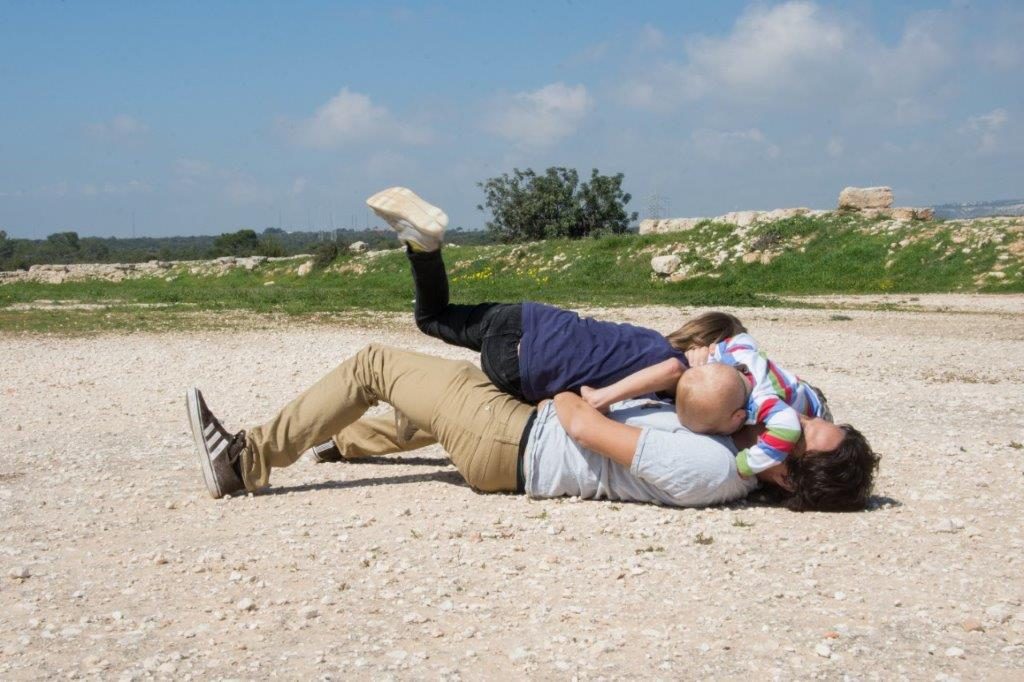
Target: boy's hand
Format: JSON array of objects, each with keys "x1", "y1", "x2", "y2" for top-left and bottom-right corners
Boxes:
[
  {"x1": 580, "y1": 386, "x2": 610, "y2": 413},
  {"x1": 685, "y1": 345, "x2": 714, "y2": 367}
]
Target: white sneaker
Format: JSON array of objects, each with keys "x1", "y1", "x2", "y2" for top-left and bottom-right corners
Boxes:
[{"x1": 366, "y1": 187, "x2": 448, "y2": 252}]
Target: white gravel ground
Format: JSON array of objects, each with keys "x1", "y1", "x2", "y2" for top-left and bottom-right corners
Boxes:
[{"x1": 2, "y1": 296, "x2": 1023, "y2": 680}]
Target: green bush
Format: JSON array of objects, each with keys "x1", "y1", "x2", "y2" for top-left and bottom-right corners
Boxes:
[
  {"x1": 477, "y1": 167, "x2": 638, "y2": 243},
  {"x1": 312, "y1": 242, "x2": 339, "y2": 268},
  {"x1": 211, "y1": 229, "x2": 260, "y2": 257},
  {"x1": 258, "y1": 237, "x2": 286, "y2": 258}
]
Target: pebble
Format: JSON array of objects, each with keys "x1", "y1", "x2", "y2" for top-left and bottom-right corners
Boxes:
[
  {"x1": 944, "y1": 646, "x2": 965, "y2": 658},
  {"x1": 814, "y1": 643, "x2": 832, "y2": 658},
  {"x1": 8, "y1": 566, "x2": 30, "y2": 579},
  {"x1": 236, "y1": 598, "x2": 256, "y2": 612},
  {"x1": 932, "y1": 518, "x2": 965, "y2": 534},
  {"x1": 961, "y1": 618, "x2": 985, "y2": 632},
  {"x1": 299, "y1": 606, "x2": 319, "y2": 620},
  {"x1": 985, "y1": 603, "x2": 1013, "y2": 624}
]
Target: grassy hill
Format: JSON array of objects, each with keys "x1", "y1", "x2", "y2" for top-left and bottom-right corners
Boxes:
[{"x1": 1, "y1": 213, "x2": 1021, "y2": 332}]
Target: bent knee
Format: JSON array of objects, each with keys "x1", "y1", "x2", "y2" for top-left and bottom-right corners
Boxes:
[{"x1": 415, "y1": 315, "x2": 441, "y2": 337}]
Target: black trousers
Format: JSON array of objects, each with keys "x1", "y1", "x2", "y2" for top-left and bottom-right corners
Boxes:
[{"x1": 408, "y1": 249, "x2": 527, "y2": 402}]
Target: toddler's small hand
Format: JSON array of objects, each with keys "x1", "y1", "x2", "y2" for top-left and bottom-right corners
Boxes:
[{"x1": 685, "y1": 345, "x2": 713, "y2": 367}]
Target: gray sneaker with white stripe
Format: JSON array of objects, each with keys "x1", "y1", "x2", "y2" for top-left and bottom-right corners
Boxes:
[{"x1": 186, "y1": 387, "x2": 247, "y2": 498}]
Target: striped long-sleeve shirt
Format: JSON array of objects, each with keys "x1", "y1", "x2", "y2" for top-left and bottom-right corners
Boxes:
[{"x1": 711, "y1": 333, "x2": 827, "y2": 476}]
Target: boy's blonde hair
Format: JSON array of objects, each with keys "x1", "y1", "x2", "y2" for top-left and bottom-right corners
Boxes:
[
  {"x1": 665, "y1": 311, "x2": 746, "y2": 352},
  {"x1": 675, "y1": 364, "x2": 749, "y2": 435}
]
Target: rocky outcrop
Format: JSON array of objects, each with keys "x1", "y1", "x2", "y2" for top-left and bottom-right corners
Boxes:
[
  {"x1": 638, "y1": 218, "x2": 705, "y2": 235},
  {"x1": 861, "y1": 207, "x2": 935, "y2": 221},
  {"x1": 639, "y1": 207, "x2": 824, "y2": 235},
  {"x1": 639, "y1": 186, "x2": 936, "y2": 236},
  {"x1": 349, "y1": 241, "x2": 368, "y2": 253},
  {"x1": 838, "y1": 186, "x2": 893, "y2": 210},
  {"x1": 0, "y1": 255, "x2": 309, "y2": 285},
  {"x1": 650, "y1": 255, "x2": 681, "y2": 275}
]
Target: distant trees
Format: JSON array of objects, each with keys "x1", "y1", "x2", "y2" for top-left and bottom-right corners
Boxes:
[
  {"x1": 211, "y1": 229, "x2": 261, "y2": 257},
  {"x1": 44, "y1": 231, "x2": 81, "y2": 259},
  {"x1": 257, "y1": 237, "x2": 286, "y2": 258},
  {"x1": 477, "y1": 167, "x2": 638, "y2": 243},
  {"x1": 0, "y1": 225, "x2": 498, "y2": 272}
]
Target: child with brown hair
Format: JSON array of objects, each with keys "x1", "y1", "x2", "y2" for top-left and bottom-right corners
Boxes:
[{"x1": 311, "y1": 187, "x2": 745, "y2": 462}]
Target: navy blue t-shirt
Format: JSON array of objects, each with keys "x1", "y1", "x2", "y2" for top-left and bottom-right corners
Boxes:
[{"x1": 518, "y1": 302, "x2": 688, "y2": 403}]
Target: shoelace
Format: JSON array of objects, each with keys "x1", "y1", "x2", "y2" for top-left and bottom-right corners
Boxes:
[{"x1": 226, "y1": 430, "x2": 247, "y2": 465}]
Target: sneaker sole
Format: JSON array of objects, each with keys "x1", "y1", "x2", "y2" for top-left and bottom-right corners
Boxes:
[
  {"x1": 186, "y1": 387, "x2": 223, "y2": 499},
  {"x1": 366, "y1": 187, "x2": 448, "y2": 238}
]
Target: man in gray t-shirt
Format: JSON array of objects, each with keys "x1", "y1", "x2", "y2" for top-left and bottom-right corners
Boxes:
[
  {"x1": 524, "y1": 399, "x2": 757, "y2": 507},
  {"x1": 190, "y1": 345, "x2": 866, "y2": 510}
]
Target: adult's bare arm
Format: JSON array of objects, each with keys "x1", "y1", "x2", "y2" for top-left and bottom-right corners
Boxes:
[{"x1": 553, "y1": 392, "x2": 641, "y2": 468}]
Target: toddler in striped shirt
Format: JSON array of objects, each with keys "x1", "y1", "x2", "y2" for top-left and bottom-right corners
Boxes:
[{"x1": 584, "y1": 330, "x2": 857, "y2": 480}]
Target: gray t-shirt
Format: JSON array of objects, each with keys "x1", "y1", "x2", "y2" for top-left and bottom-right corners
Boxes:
[{"x1": 523, "y1": 399, "x2": 758, "y2": 507}]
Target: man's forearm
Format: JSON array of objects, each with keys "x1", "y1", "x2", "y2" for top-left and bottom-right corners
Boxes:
[{"x1": 553, "y1": 392, "x2": 640, "y2": 467}]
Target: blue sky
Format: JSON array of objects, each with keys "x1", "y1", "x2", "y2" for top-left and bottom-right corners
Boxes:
[{"x1": 1, "y1": 0, "x2": 1022, "y2": 238}]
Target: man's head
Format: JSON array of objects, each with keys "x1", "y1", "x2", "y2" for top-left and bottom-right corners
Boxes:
[
  {"x1": 675, "y1": 364, "x2": 749, "y2": 435},
  {"x1": 759, "y1": 423, "x2": 879, "y2": 512}
]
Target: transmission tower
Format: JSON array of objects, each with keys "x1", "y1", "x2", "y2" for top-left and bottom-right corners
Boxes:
[{"x1": 646, "y1": 193, "x2": 669, "y2": 221}]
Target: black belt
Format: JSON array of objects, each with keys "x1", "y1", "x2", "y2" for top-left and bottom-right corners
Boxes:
[{"x1": 515, "y1": 409, "x2": 538, "y2": 494}]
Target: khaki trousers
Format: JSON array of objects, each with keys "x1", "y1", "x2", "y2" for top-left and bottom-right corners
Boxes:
[
  {"x1": 243, "y1": 344, "x2": 533, "y2": 493},
  {"x1": 334, "y1": 413, "x2": 438, "y2": 458}
]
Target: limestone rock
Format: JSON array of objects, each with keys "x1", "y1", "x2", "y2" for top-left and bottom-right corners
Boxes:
[
  {"x1": 760, "y1": 207, "x2": 812, "y2": 221},
  {"x1": 716, "y1": 211, "x2": 759, "y2": 228},
  {"x1": 838, "y1": 186, "x2": 893, "y2": 210},
  {"x1": 651, "y1": 255, "x2": 681, "y2": 275},
  {"x1": 890, "y1": 207, "x2": 935, "y2": 221},
  {"x1": 349, "y1": 241, "x2": 368, "y2": 253},
  {"x1": 296, "y1": 261, "x2": 314, "y2": 277},
  {"x1": 638, "y1": 218, "x2": 704, "y2": 235}
]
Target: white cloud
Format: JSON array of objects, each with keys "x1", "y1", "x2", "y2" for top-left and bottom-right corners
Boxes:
[
  {"x1": 961, "y1": 108, "x2": 1009, "y2": 153},
  {"x1": 87, "y1": 114, "x2": 149, "y2": 139},
  {"x1": 621, "y1": 2, "x2": 955, "y2": 113},
  {"x1": 484, "y1": 82, "x2": 592, "y2": 147},
  {"x1": 691, "y1": 128, "x2": 780, "y2": 161},
  {"x1": 291, "y1": 87, "x2": 431, "y2": 149},
  {"x1": 685, "y1": 1, "x2": 847, "y2": 97}
]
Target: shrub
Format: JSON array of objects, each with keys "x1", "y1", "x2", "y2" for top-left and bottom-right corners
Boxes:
[
  {"x1": 477, "y1": 167, "x2": 638, "y2": 243},
  {"x1": 258, "y1": 237, "x2": 286, "y2": 258},
  {"x1": 212, "y1": 229, "x2": 260, "y2": 257},
  {"x1": 312, "y1": 242, "x2": 339, "y2": 268}
]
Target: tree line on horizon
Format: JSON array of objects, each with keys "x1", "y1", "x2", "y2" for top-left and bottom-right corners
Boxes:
[{"x1": 0, "y1": 167, "x2": 638, "y2": 270}]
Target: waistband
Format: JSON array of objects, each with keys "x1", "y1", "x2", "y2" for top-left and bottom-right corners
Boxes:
[{"x1": 515, "y1": 408, "x2": 538, "y2": 494}]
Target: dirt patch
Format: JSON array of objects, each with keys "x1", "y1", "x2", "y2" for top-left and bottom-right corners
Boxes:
[{"x1": 1, "y1": 302, "x2": 1022, "y2": 678}]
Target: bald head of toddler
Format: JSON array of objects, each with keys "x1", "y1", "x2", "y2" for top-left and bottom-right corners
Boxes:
[{"x1": 675, "y1": 363, "x2": 749, "y2": 435}]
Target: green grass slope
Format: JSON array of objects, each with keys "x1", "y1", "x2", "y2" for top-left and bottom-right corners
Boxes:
[{"x1": 1, "y1": 214, "x2": 1021, "y2": 332}]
